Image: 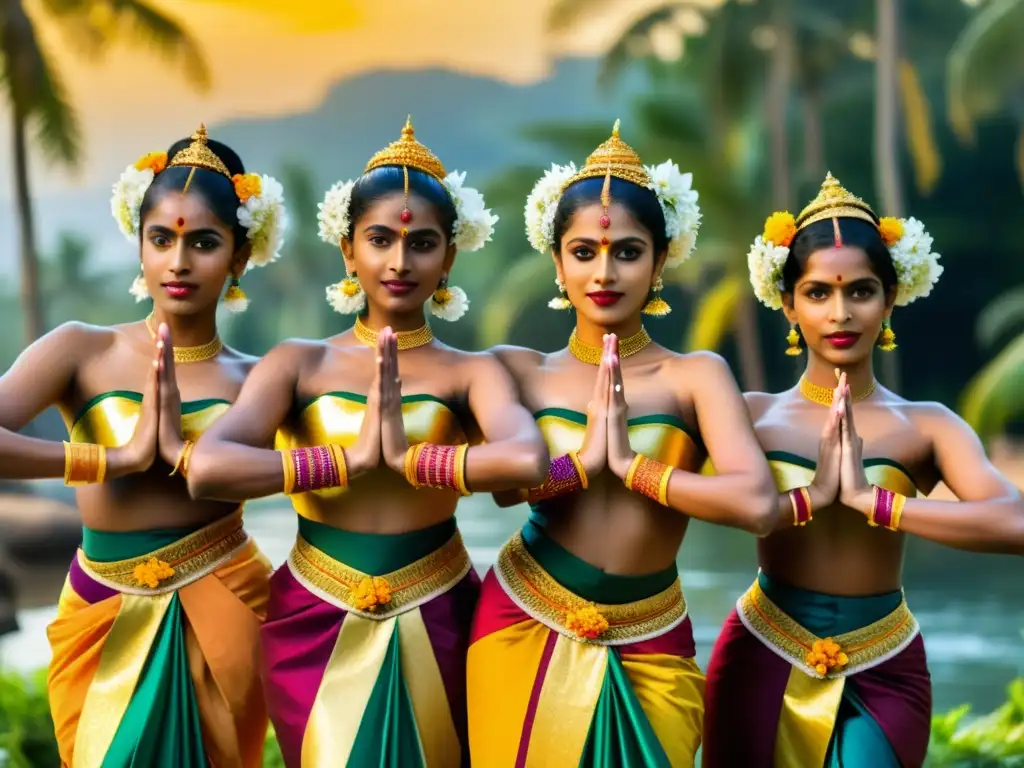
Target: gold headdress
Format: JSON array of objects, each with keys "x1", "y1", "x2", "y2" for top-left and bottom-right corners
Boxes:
[
  {"x1": 363, "y1": 116, "x2": 447, "y2": 182},
  {"x1": 168, "y1": 124, "x2": 231, "y2": 179},
  {"x1": 563, "y1": 119, "x2": 651, "y2": 191},
  {"x1": 795, "y1": 172, "x2": 877, "y2": 231}
]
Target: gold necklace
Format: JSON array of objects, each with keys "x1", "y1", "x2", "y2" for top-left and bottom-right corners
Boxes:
[
  {"x1": 799, "y1": 375, "x2": 875, "y2": 407},
  {"x1": 354, "y1": 316, "x2": 434, "y2": 351},
  {"x1": 145, "y1": 314, "x2": 223, "y2": 364},
  {"x1": 568, "y1": 326, "x2": 652, "y2": 365}
]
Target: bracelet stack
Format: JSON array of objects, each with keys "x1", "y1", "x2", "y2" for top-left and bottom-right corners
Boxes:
[
  {"x1": 404, "y1": 443, "x2": 470, "y2": 495},
  {"x1": 169, "y1": 440, "x2": 196, "y2": 479},
  {"x1": 789, "y1": 487, "x2": 813, "y2": 526},
  {"x1": 63, "y1": 442, "x2": 107, "y2": 486},
  {"x1": 526, "y1": 451, "x2": 588, "y2": 503},
  {"x1": 624, "y1": 454, "x2": 673, "y2": 506},
  {"x1": 868, "y1": 485, "x2": 905, "y2": 531},
  {"x1": 281, "y1": 445, "x2": 349, "y2": 495}
]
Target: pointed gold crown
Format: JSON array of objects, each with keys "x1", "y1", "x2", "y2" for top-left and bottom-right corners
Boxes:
[
  {"x1": 167, "y1": 124, "x2": 231, "y2": 178},
  {"x1": 564, "y1": 119, "x2": 651, "y2": 190},
  {"x1": 796, "y1": 172, "x2": 877, "y2": 230},
  {"x1": 363, "y1": 116, "x2": 447, "y2": 182}
]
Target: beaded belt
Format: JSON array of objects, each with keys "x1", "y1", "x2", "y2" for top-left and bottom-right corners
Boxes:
[
  {"x1": 737, "y1": 578, "x2": 920, "y2": 679},
  {"x1": 287, "y1": 530, "x2": 472, "y2": 620},
  {"x1": 77, "y1": 510, "x2": 249, "y2": 596},
  {"x1": 494, "y1": 531, "x2": 688, "y2": 646}
]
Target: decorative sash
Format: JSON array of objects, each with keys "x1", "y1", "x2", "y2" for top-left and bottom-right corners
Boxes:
[
  {"x1": 737, "y1": 577, "x2": 919, "y2": 679},
  {"x1": 494, "y1": 531, "x2": 687, "y2": 646},
  {"x1": 287, "y1": 530, "x2": 472, "y2": 620},
  {"x1": 77, "y1": 511, "x2": 249, "y2": 596}
]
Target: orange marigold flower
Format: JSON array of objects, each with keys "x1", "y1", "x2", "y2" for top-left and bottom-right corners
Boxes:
[
  {"x1": 878, "y1": 217, "x2": 904, "y2": 247},
  {"x1": 232, "y1": 173, "x2": 262, "y2": 203},
  {"x1": 805, "y1": 636, "x2": 848, "y2": 675},
  {"x1": 564, "y1": 603, "x2": 609, "y2": 640},
  {"x1": 763, "y1": 211, "x2": 797, "y2": 247},
  {"x1": 134, "y1": 151, "x2": 168, "y2": 175},
  {"x1": 132, "y1": 557, "x2": 175, "y2": 589},
  {"x1": 353, "y1": 576, "x2": 393, "y2": 612}
]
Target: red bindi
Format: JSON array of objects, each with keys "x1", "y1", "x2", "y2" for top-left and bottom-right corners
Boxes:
[
  {"x1": 836, "y1": 275, "x2": 843, "y2": 283},
  {"x1": 600, "y1": 236, "x2": 610, "y2": 246}
]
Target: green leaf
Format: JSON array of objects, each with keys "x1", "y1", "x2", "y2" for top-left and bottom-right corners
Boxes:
[
  {"x1": 959, "y1": 332, "x2": 1024, "y2": 440},
  {"x1": 686, "y1": 273, "x2": 742, "y2": 352},
  {"x1": 477, "y1": 253, "x2": 558, "y2": 348},
  {"x1": 975, "y1": 286, "x2": 1024, "y2": 350}
]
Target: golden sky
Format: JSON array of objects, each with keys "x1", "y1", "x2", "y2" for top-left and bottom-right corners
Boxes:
[{"x1": 0, "y1": 0, "x2": 674, "y2": 196}]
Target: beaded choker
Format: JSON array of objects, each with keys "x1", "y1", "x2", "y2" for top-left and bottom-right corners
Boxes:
[
  {"x1": 145, "y1": 314, "x2": 223, "y2": 364},
  {"x1": 798, "y1": 375, "x2": 875, "y2": 407},
  {"x1": 568, "y1": 326, "x2": 652, "y2": 365},
  {"x1": 354, "y1": 316, "x2": 434, "y2": 351}
]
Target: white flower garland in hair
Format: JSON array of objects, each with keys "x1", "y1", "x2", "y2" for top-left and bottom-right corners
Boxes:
[
  {"x1": 746, "y1": 212, "x2": 943, "y2": 309},
  {"x1": 442, "y1": 171, "x2": 499, "y2": 252},
  {"x1": 523, "y1": 160, "x2": 701, "y2": 267},
  {"x1": 112, "y1": 151, "x2": 288, "y2": 299},
  {"x1": 524, "y1": 163, "x2": 577, "y2": 253},
  {"x1": 317, "y1": 180, "x2": 356, "y2": 245}
]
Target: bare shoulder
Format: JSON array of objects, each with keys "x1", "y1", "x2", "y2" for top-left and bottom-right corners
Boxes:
[
  {"x1": 898, "y1": 399, "x2": 968, "y2": 436},
  {"x1": 664, "y1": 349, "x2": 736, "y2": 383},
  {"x1": 259, "y1": 337, "x2": 334, "y2": 377},
  {"x1": 41, "y1": 321, "x2": 121, "y2": 361},
  {"x1": 743, "y1": 390, "x2": 782, "y2": 421},
  {"x1": 488, "y1": 344, "x2": 545, "y2": 380}
]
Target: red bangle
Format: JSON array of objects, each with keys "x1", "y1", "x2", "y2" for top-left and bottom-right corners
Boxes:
[
  {"x1": 789, "y1": 487, "x2": 812, "y2": 526},
  {"x1": 404, "y1": 443, "x2": 469, "y2": 495},
  {"x1": 284, "y1": 445, "x2": 348, "y2": 494}
]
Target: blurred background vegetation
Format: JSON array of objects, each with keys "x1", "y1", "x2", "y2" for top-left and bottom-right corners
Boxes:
[{"x1": 2, "y1": 0, "x2": 1023, "y2": 764}]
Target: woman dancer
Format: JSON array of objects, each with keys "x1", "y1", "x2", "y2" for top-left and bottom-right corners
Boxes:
[
  {"x1": 702, "y1": 173, "x2": 1024, "y2": 768},
  {"x1": 0, "y1": 125, "x2": 286, "y2": 766},
  {"x1": 466, "y1": 121, "x2": 778, "y2": 767},
  {"x1": 186, "y1": 117, "x2": 548, "y2": 768}
]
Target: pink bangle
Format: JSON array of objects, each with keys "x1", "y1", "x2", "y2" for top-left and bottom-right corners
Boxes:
[
  {"x1": 868, "y1": 485, "x2": 905, "y2": 531},
  {"x1": 527, "y1": 452, "x2": 588, "y2": 503},
  {"x1": 285, "y1": 445, "x2": 347, "y2": 494}
]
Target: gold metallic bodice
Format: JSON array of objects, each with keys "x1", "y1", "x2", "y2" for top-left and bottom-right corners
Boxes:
[
  {"x1": 274, "y1": 392, "x2": 467, "y2": 516},
  {"x1": 62, "y1": 391, "x2": 230, "y2": 447},
  {"x1": 534, "y1": 408, "x2": 702, "y2": 471},
  {"x1": 766, "y1": 450, "x2": 918, "y2": 498}
]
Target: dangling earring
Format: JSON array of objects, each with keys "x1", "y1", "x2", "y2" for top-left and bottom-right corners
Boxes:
[
  {"x1": 785, "y1": 324, "x2": 803, "y2": 356},
  {"x1": 877, "y1": 318, "x2": 897, "y2": 351},
  {"x1": 129, "y1": 272, "x2": 150, "y2": 303},
  {"x1": 223, "y1": 275, "x2": 249, "y2": 313},
  {"x1": 430, "y1": 275, "x2": 470, "y2": 322},
  {"x1": 326, "y1": 271, "x2": 366, "y2": 314},
  {"x1": 642, "y1": 277, "x2": 671, "y2": 316},
  {"x1": 548, "y1": 279, "x2": 572, "y2": 310}
]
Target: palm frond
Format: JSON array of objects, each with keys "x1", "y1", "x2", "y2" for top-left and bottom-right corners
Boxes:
[
  {"x1": 946, "y1": 0, "x2": 1024, "y2": 143},
  {"x1": 113, "y1": 0, "x2": 211, "y2": 89},
  {"x1": 899, "y1": 59, "x2": 942, "y2": 195},
  {"x1": 547, "y1": 0, "x2": 639, "y2": 33},
  {"x1": 477, "y1": 253, "x2": 558, "y2": 348},
  {"x1": 959, "y1": 333, "x2": 1024, "y2": 440},
  {"x1": 975, "y1": 286, "x2": 1024, "y2": 350},
  {"x1": 685, "y1": 273, "x2": 742, "y2": 351},
  {"x1": 597, "y1": 7, "x2": 678, "y2": 88}
]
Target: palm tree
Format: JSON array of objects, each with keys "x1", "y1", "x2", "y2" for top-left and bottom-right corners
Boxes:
[
  {"x1": 0, "y1": 0, "x2": 209, "y2": 344},
  {"x1": 959, "y1": 286, "x2": 1024, "y2": 442},
  {"x1": 947, "y1": 0, "x2": 1024, "y2": 189}
]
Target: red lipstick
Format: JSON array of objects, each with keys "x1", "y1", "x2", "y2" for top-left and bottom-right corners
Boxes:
[
  {"x1": 586, "y1": 291, "x2": 624, "y2": 307},
  {"x1": 381, "y1": 280, "x2": 418, "y2": 296},
  {"x1": 825, "y1": 332, "x2": 861, "y2": 349},
  {"x1": 163, "y1": 281, "x2": 198, "y2": 299}
]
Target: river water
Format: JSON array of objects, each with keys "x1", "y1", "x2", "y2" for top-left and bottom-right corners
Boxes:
[{"x1": 2, "y1": 494, "x2": 1022, "y2": 717}]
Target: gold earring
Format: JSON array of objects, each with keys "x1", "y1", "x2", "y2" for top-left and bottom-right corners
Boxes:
[
  {"x1": 641, "y1": 277, "x2": 671, "y2": 316},
  {"x1": 786, "y1": 324, "x2": 803, "y2": 356},
  {"x1": 548, "y1": 279, "x2": 572, "y2": 310},
  {"x1": 877, "y1": 318, "x2": 897, "y2": 351}
]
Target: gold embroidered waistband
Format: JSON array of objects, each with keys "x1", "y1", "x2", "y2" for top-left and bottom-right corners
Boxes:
[
  {"x1": 494, "y1": 531, "x2": 687, "y2": 646},
  {"x1": 287, "y1": 530, "x2": 472, "y2": 620},
  {"x1": 737, "y1": 578, "x2": 920, "y2": 679},
  {"x1": 78, "y1": 510, "x2": 249, "y2": 596}
]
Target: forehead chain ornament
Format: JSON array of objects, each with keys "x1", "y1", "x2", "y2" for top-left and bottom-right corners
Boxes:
[
  {"x1": 400, "y1": 165, "x2": 412, "y2": 238},
  {"x1": 599, "y1": 162, "x2": 612, "y2": 229}
]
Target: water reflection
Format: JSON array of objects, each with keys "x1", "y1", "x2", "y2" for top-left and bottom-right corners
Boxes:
[{"x1": 2, "y1": 495, "x2": 1021, "y2": 716}]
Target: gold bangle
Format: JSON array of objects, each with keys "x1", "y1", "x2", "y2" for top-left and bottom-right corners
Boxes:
[
  {"x1": 624, "y1": 454, "x2": 672, "y2": 506},
  {"x1": 281, "y1": 449, "x2": 296, "y2": 495},
  {"x1": 169, "y1": 440, "x2": 195, "y2": 478},
  {"x1": 328, "y1": 444, "x2": 349, "y2": 488},
  {"x1": 567, "y1": 450, "x2": 589, "y2": 490},
  {"x1": 63, "y1": 441, "x2": 106, "y2": 485},
  {"x1": 656, "y1": 464, "x2": 673, "y2": 506},
  {"x1": 453, "y1": 444, "x2": 470, "y2": 496},
  {"x1": 405, "y1": 443, "x2": 426, "y2": 487},
  {"x1": 624, "y1": 454, "x2": 644, "y2": 490},
  {"x1": 789, "y1": 487, "x2": 812, "y2": 526},
  {"x1": 889, "y1": 492, "x2": 906, "y2": 532}
]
